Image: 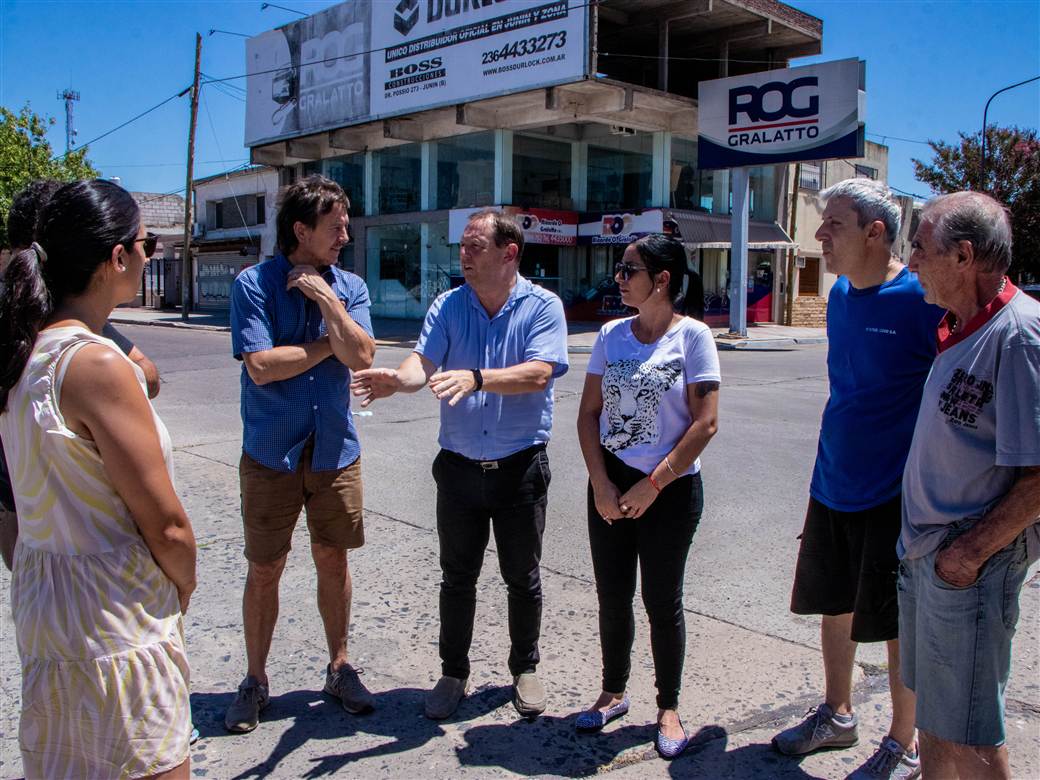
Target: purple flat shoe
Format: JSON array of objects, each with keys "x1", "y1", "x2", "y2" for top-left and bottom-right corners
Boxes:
[
  {"x1": 575, "y1": 696, "x2": 630, "y2": 732},
  {"x1": 656, "y1": 719, "x2": 690, "y2": 759}
]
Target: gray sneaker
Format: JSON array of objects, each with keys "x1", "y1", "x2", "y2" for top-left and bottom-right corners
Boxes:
[
  {"x1": 324, "y1": 664, "x2": 375, "y2": 714},
  {"x1": 224, "y1": 675, "x2": 270, "y2": 733},
  {"x1": 425, "y1": 675, "x2": 468, "y2": 720},
  {"x1": 772, "y1": 702, "x2": 859, "y2": 755},
  {"x1": 512, "y1": 671, "x2": 547, "y2": 719},
  {"x1": 847, "y1": 736, "x2": 922, "y2": 780}
]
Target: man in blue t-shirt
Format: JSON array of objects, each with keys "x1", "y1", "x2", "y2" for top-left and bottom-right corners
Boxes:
[{"x1": 772, "y1": 179, "x2": 942, "y2": 780}]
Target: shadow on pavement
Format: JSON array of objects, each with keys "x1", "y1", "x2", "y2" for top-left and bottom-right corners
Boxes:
[
  {"x1": 668, "y1": 725, "x2": 821, "y2": 778},
  {"x1": 190, "y1": 685, "x2": 521, "y2": 779},
  {"x1": 456, "y1": 713, "x2": 653, "y2": 776}
]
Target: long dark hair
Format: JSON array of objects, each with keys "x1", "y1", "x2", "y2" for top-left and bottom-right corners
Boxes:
[
  {"x1": 0, "y1": 180, "x2": 140, "y2": 411},
  {"x1": 629, "y1": 233, "x2": 704, "y2": 320}
]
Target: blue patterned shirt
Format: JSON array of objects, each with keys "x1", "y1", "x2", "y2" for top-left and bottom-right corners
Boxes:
[
  {"x1": 231, "y1": 255, "x2": 373, "y2": 472},
  {"x1": 415, "y1": 276, "x2": 569, "y2": 460}
]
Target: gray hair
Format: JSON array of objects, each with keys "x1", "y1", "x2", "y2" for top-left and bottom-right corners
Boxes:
[
  {"x1": 820, "y1": 178, "x2": 901, "y2": 245},
  {"x1": 921, "y1": 191, "x2": 1012, "y2": 274}
]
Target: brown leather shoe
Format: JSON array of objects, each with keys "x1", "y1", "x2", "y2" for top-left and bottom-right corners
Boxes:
[{"x1": 512, "y1": 671, "x2": 546, "y2": 719}]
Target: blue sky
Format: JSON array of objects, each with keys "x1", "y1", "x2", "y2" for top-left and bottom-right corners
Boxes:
[{"x1": 1, "y1": 0, "x2": 1037, "y2": 201}]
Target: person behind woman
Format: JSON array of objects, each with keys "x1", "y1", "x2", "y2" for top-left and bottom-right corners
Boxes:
[
  {"x1": 575, "y1": 234, "x2": 720, "y2": 759},
  {"x1": 0, "y1": 180, "x2": 196, "y2": 779}
]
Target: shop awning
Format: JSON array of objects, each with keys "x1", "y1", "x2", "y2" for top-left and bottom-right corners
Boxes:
[{"x1": 667, "y1": 210, "x2": 798, "y2": 250}]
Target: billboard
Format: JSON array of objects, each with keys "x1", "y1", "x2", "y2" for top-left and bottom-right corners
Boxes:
[
  {"x1": 696, "y1": 58, "x2": 865, "y2": 169},
  {"x1": 246, "y1": 0, "x2": 588, "y2": 147}
]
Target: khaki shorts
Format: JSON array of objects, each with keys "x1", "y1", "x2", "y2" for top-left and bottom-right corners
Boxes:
[{"x1": 240, "y1": 444, "x2": 364, "y2": 563}]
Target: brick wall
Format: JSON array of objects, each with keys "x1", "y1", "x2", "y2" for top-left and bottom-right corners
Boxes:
[{"x1": 791, "y1": 295, "x2": 827, "y2": 327}]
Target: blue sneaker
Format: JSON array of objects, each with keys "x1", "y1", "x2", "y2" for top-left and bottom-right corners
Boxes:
[{"x1": 576, "y1": 695, "x2": 630, "y2": 732}]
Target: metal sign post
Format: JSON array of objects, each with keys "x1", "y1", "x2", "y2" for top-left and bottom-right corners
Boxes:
[{"x1": 729, "y1": 167, "x2": 750, "y2": 337}]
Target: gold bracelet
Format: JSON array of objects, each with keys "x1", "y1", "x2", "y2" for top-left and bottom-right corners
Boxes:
[{"x1": 664, "y1": 455, "x2": 681, "y2": 477}]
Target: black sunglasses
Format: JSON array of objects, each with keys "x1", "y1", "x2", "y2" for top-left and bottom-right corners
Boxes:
[
  {"x1": 128, "y1": 232, "x2": 159, "y2": 257},
  {"x1": 614, "y1": 261, "x2": 650, "y2": 281}
]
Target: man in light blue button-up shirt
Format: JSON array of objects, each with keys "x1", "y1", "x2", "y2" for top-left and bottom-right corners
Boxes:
[
  {"x1": 225, "y1": 176, "x2": 378, "y2": 734},
  {"x1": 352, "y1": 208, "x2": 568, "y2": 721}
]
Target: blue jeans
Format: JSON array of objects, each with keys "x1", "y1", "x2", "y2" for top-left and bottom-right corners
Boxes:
[{"x1": 898, "y1": 519, "x2": 1030, "y2": 746}]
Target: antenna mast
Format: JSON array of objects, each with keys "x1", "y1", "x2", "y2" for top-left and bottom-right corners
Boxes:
[{"x1": 57, "y1": 89, "x2": 81, "y2": 153}]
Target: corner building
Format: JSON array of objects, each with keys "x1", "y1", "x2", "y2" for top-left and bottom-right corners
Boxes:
[{"x1": 245, "y1": 0, "x2": 822, "y2": 324}]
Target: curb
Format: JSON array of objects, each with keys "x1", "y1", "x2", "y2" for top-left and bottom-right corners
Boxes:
[
  {"x1": 109, "y1": 317, "x2": 828, "y2": 352},
  {"x1": 109, "y1": 316, "x2": 231, "y2": 333},
  {"x1": 715, "y1": 336, "x2": 828, "y2": 350}
]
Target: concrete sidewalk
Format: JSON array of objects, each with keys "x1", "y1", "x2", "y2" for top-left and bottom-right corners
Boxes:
[{"x1": 109, "y1": 307, "x2": 827, "y2": 352}]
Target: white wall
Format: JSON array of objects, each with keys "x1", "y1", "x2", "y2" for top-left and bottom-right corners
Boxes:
[{"x1": 194, "y1": 168, "x2": 280, "y2": 259}]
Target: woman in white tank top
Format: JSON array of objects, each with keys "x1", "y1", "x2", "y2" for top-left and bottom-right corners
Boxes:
[{"x1": 0, "y1": 180, "x2": 197, "y2": 779}]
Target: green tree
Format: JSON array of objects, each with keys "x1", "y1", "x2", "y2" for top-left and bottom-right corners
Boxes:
[
  {"x1": 913, "y1": 125, "x2": 1040, "y2": 280},
  {"x1": 1, "y1": 104, "x2": 100, "y2": 248}
]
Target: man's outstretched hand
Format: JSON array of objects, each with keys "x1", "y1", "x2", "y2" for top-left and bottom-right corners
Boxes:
[{"x1": 351, "y1": 368, "x2": 403, "y2": 408}]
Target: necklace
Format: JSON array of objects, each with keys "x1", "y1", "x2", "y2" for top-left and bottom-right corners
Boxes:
[{"x1": 949, "y1": 277, "x2": 1007, "y2": 334}]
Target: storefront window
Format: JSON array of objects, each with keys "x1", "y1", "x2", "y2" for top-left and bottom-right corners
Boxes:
[
  {"x1": 366, "y1": 221, "x2": 450, "y2": 318},
  {"x1": 375, "y1": 144, "x2": 421, "y2": 215},
  {"x1": 586, "y1": 131, "x2": 653, "y2": 212},
  {"x1": 326, "y1": 153, "x2": 365, "y2": 216},
  {"x1": 366, "y1": 223, "x2": 423, "y2": 317},
  {"x1": 513, "y1": 135, "x2": 572, "y2": 209},
  {"x1": 670, "y1": 138, "x2": 712, "y2": 212},
  {"x1": 699, "y1": 248, "x2": 776, "y2": 325},
  {"x1": 693, "y1": 166, "x2": 779, "y2": 219},
  {"x1": 436, "y1": 132, "x2": 495, "y2": 210}
]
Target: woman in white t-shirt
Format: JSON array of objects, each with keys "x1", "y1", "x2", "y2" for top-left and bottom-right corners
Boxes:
[{"x1": 575, "y1": 234, "x2": 721, "y2": 759}]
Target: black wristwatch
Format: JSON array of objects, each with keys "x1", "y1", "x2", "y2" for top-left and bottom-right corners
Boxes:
[{"x1": 471, "y1": 368, "x2": 484, "y2": 391}]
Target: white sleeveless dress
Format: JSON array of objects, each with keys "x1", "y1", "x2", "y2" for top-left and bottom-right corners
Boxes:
[{"x1": 0, "y1": 327, "x2": 191, "y2": 779}]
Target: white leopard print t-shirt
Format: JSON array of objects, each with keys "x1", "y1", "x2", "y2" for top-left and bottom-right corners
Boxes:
[{"x1": 587, "y1": 316, "x2": 720, "y2": 476}]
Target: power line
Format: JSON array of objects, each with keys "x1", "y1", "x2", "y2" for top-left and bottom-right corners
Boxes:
[
  {"x1": 55, "y1": 90, "x2": 188, "y2": 159},
  {"x1": 890, "y1": 184, "x2": 930, "y2": 200},
  {"x1": 95, "y1": 159, "x2": 249, "y2": 169},
  {"x1": 867, "y1": 132, "x2": 933, "y2": 146}
]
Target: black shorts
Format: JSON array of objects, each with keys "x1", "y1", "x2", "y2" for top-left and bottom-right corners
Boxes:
[{"x1": 789, "y1": 495, "x2": 901, "y2": 643}]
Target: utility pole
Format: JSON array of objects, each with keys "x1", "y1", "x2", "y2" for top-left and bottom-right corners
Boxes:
[
  {"x1": 181, "y1": 33, "x2": 202, "y2": 322},
  {"x1": 56, "y1": 89, "x2": 80, "y2": 153}
]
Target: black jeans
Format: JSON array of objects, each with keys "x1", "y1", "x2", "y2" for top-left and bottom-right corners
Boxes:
[
  {"x1": 587, "y1": 447, "x2": 702, "y2": 710},
  {"x1": 433, "y1": 446, "x2": 550, "y2": 679}
]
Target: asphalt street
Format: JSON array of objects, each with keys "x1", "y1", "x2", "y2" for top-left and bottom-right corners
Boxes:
[{"x1": 0, "y1": 323, "x2": 1036, "y2": 779}]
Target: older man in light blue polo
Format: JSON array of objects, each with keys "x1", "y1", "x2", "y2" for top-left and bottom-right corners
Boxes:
[{"x1": 352, "y1": 207, "x2": 568, "y2": 721}]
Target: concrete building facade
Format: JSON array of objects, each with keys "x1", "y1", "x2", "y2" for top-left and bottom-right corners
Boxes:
[{"x1": 243, "y1": 0, "x2": 824, "y2": 323}]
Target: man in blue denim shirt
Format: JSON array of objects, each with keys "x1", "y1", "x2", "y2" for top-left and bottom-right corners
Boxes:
[
  {"x1": 225, "y1": 176, "x2": 377, "y2": 734},
  {"x1": 352, "y1": 208, "x2": 568, "y2": 721}
]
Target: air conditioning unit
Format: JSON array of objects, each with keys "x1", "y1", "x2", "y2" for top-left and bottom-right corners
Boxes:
[{"x1": 192, "y1": 223, "x2": 206, "y2": 238}]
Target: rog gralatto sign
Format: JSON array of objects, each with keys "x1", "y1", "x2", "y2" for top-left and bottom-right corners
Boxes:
[
  {"x1": 696, "y1": 59, "x2": 865, "y2": 169},
  {"x1": 245, "y1": 0, "x2": 587, "y2": 148}
]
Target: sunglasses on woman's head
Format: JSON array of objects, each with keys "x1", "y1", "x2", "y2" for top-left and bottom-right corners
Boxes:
[
  {"x1": 614, "y1": 261, "x2": 649, "y2": 281},
  {"x1": 129, "y1": 233, "x2": 159, "y2": 257}
]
